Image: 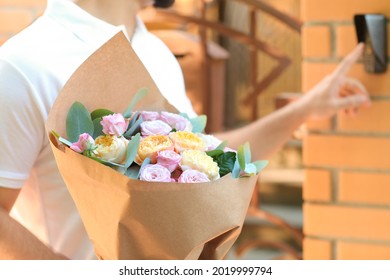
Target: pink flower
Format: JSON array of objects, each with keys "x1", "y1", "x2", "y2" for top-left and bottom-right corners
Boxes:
[
  {"x1": 70, "y1": 133, "x2": 95, "y2": 153},
  {"x1": 178, "y1": 169, "x2": 210, "y2": 183},
  {"x1": 159, "y1": 112, "x2": 192, "y2": 131},
  {"x1": 140, "y1": 120, "x2": 172, "y2": 137},
  {"x1": 141, "y1": 111, "x2": 160, "y2": 121},
  {"x1": 140, "y1": 164, "x2": 173, "y2": 182},
  {"x1": 156, "y1": 150, "x2": 182, "y2": 172},
  {"x1": 100, "y1": 113, "x2": 127, "y2": 137}
]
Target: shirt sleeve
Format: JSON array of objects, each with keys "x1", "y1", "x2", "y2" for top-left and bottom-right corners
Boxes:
[{"x1": 0, "y1": 59, "x2": 45, "y2": 188}]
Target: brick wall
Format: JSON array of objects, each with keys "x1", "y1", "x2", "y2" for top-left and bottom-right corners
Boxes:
[
  {"x1": 301, "y1": 0, "x2": 390, "y2": 260},
  {"x1": 0, "y1": 0, "x2": 45, "y2": 45}
]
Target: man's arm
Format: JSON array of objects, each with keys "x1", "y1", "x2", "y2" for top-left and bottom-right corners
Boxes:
[
  {"x1": 0, "y1": 187, "x2": 67, "y2": 260},
  {"x1": 216, "y1": 43, "x2": 371, "y2": 160}
]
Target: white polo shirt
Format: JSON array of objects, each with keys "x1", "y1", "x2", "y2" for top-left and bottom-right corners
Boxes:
[{"x1": 0, "y1": 0, "x2": 195, "y2": 259}]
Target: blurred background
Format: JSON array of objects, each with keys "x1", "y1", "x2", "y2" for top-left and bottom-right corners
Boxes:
[{"x1": 2, "y1": 0, "x2": 390, "y2": 260}]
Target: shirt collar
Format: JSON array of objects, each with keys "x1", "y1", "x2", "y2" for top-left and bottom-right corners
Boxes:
[{"x1": 44, "y1": 0, "x2": 145, "y2": 46}]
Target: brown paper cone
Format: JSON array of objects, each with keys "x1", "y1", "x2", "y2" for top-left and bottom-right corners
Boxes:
[{"x1": 47, "y1": 32, "x2": 258, "y2": 260}]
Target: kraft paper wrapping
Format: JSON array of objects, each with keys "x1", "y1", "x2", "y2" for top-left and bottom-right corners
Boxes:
[{"x1": 46, "y1": 32, "x2": 258, "y2": 260}]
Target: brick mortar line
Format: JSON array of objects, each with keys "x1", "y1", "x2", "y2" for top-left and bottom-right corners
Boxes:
[
  {"x1": 304, "y1": 200, "x2": 390, "y2": 210},
  {"x1": 304, "y1": 235, "x2": 390, "y2": 246},
  {"x1": 306, "y1": 130, "x2": 390, "y2": 138},
  {"x1": 303, "y1": 165, "x2": 390, "y2": 174}
]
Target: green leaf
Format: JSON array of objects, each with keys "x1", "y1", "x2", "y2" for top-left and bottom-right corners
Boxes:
[
  {"x1": 237, "y1": 145, "x2": 246, "y2": 171},
  {"x1": 252, "y1": 160, "x2": 269, "y2": 173},
  {"x1": 190, "y1": 115, "x2": 207, "y2": 133},
  {"x1": 125, "y1": 165, "x2": 141, "y2": 179},
  {"x1": 215, "y1": 140, "x2": 228, "y2": 151},
  {"x1": 206, "y1": 149, "x2": 224, "y2": 158},
  {"x1": 90, "y1": 108, "x2": 114, "y2": 121},
  {"x1": 59, "y1": 137, "x2": 73, "y2": 147},
  {"x1": 123, "y1": 88, "x2": 148, "y2": 118},
  {"x1": 244, "y1": 142, "x2": 251, "y2": 163},
  {"x1": 66, "y1": 102, "x2": 94, "y2": 143},
  {"x1": 215, "y1": 151, "x2": 237, "y2": 177},
  {"x1": 89, "y1": 156, "x2": 125, "y2": 168},
  {"x1": 124, "y1": 133, "x2": 141, "y2": 168},
  {"x1": 232, "y1": 159, "x2": 241, "y2": 179},
  {"x1": 138, "y1": 157, "x2": 151, "y2": 177},
  {"x1": 179, "y1": 112, "x2": 190, "y2": 120},
  {"x1": 123, "y1": 116, "x2": 143, "y2": 138},
  {"x1": 241, "y1": 163, "x2": 257, "y2": 177},
  {"x1": 92, "y1": 118, "x2": 104, "y2": 139}
]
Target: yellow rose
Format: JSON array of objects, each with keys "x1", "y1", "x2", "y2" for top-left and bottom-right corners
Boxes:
[
  {"x1": 169, "y1": 131, "x2": 206, "y2": 153},
  {"x1": 95, "y1": 135, "x2": 128, "y2": 164},
  {"x1": 135, "y1": 135, "x2": 174, "y2": 165},
  {"x1": 181, "y1": 149, "x2": 220, "y2": 181}
]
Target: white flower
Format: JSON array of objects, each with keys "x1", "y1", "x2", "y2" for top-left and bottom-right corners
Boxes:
[{"x1": 95, "y1": 135, "x2": 128, "y2": 164}]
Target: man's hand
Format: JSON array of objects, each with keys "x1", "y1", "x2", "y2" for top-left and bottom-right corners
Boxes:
[{"x1": 300, "y1": 43, "x2": 371, "y2": 120}]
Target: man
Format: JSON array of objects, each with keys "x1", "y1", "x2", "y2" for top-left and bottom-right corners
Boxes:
[{"x1": 0, "y1": 0, "x2": 370, "y2": 260}]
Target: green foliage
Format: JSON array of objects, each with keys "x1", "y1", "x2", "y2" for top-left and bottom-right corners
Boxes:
[
  {"x1": 214, "y1": 151, "x2": 237, "y2": 177},
  {"x1": 123, "y1": 88, "x2": 148, "y2": 118},
  {"x1": 124, "y1": 133, "x2": 141, "y2": 168},
  {"x1": 90, "y1": 108, "x2": 114, "y2": 120},
  {"x1": 66, "y1": 102, "x2": 94, "y2": 142},
  {"x1": 190, "y1": 115, "x2": 207, "y2": 133}
]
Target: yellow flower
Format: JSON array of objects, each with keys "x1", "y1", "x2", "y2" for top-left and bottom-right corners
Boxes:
[
  {"x1": 169, "y1": 131, "x2": 206, "y2": 153},
  {"x1": 95, "y1": 135, "x2": 128, "y2": 164},
  {"x1": 135, "y1": 135, "x2": 174, "y2": 165},
  {"x1": 181, "y1": 150, "x2": 220, "y2": 181}
]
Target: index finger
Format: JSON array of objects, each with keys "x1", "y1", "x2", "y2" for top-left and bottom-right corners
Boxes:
[{"x1": 333, "y1": 42, "x2": 364, "y2": 76}]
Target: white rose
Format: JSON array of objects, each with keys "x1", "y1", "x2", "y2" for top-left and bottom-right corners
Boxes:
[
  {"x1": 95, "y1": 135, "x2": 128, "y2": 164},
  {"x1": 196, "y1": 133, "x2": 223, "y2": 151}
]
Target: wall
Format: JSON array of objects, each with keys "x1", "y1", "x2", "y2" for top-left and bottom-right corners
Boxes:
[
  {"x1": 0, "y1": 0, "x2": 45, "y2": 45},
  {"x1": 301, "y1": 0, "x2": 390, "y2": 259}
]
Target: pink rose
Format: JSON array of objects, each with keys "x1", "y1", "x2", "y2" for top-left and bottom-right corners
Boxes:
[
  {"x1": 156, "y1": 150, "x2": 182, "y2": 172},
  {"x1": 140, "y1": 120, "x2": 172, "y2": 137},
  {"x1": 141, "y1": 111, "x2": 160, "y2": 121},
  {"x1": 100, "y1": 113, "x2": 127, "y2": 137},
  {"x1": 70, "y1": 133, "x2": 95, "y2": 153},
  {"x1": 159, "y1": 112, "x2": 192, "y2": 131},
  {"x1": 140, "y1": 164, "x2": 173, "y2": 182},
  {"x1": 178, "y1": 169, "x2": 210, "y2": 183}
]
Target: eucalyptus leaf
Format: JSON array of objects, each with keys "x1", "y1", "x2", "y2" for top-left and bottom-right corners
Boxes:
[
  {"x1": 123, "y1": 88, "x2": 148, "y2": 118},
  {"x1": 252, "y1": 160, "x2": 269, "y2": 173},
  {"x1": 237, "y1": 145, "x2": 246, "y2": 171},
  {"x1": 179, "y1": 112, "x2": 190, "y2": 120},
  {"x1": 89, "y1": 156, "x2": 125, "y2": 168},
  {"x1": 66, "y1": 102, "x2": 94, "y2": 142},
  {"x1": 232, "y1": 159, "x2": 241, "y2": 179},
  {"x1": 124, "y1": 116, "x2": 143, "y2": 138},
  {"x1": 124, "y1": 133, "x2": 141, "y2": 168},
  {"x1": 138, "y1": 157, "x2": 151, "y2": 177},
  {"x1": 190, "y1": 115, "x2": 207, "y2": 133},
  {"x1": 90, "y1": 108, "x2": 114, "y2": 121},
  {"x1": 215, "y1": 140, "x2": 228, "y2": 151},
  {"x1": 215, "y1": 151, "x2": 236, "y2": 177},
  {"x1": 125, "y1": 165, "x2": 141, "y2": 179},
  {"x1": 242, "y1": 163, "x2": 257, "y2": 177},
  {"x1": 92, "y1": 118, "x2": 104, "y2": 139},
  {"x1": 244, "y1": 142, "x2": 251, "y2": 163}
]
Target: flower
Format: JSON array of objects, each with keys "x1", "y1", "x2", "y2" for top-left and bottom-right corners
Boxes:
[
  {"x1": 140, "y1": 120, "x2": 172, "y2": 137},
  {"x1": 70, "y1": 133, "x2": 95, "y2": 153},
  {"x1": 141, "y1": 111, "x2": 160, "y2": 121},
  {"x1": 156, "y1": 150, "x2": 182, "y2": 172},
  {"x1": 95, "y1": 135, "x2": 128, "y2": 164},
  {"x1": 178, "y1": 169, "x2": 210, "y2": 183},
  {"x1": 140, "y1": 164, "x2": 173, "y2": 182},
  {"x1": 159, "y1": 112, "x2": 192, "y2": 131},
  {"x1": 169, "y1": 131, "x2": 206, "y2": 153},
  {"x1": 181, "y1": 149, "x2": 220, "y2": 181},
  {"x1": 196, "y1": 133, "x2": 223, "y2": 151},
  {"x1": 100, "y1": 113, "x2": 128, "y2": 137},
  {"x1": 135, "y1": 135, "x2": 174, "y2": 165}
]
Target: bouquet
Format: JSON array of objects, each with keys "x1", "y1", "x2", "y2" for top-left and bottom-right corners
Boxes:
[{"x1": 47, "y1": 32, "x2": 267, "y2": 260}]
